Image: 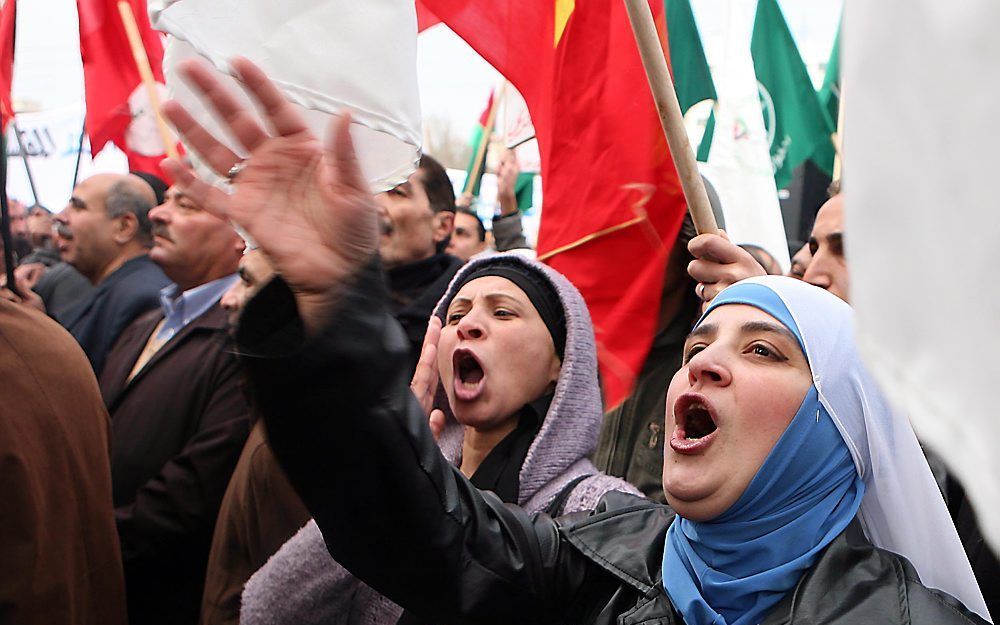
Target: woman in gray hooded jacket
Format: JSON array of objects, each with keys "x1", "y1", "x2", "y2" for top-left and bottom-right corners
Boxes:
[{"x1": 240, "y1": 254, "x2": 640, "y2": 625}]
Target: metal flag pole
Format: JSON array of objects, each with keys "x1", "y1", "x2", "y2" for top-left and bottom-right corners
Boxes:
[
  {"x1": 71, "y1": 120, "x2": 86, "y2": 191},
  {"x1": 11, "y1": 120, "x2": 38, "y2": 205},
  {"x1": 1, "y1": 110, "x2": 21, "y2": 295}
]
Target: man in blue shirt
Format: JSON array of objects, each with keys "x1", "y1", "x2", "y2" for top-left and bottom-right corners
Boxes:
[{"x1": 99, "y1": 186, "x2": 250, "y2": 625}]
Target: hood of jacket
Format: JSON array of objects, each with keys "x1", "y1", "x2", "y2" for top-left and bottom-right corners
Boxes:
[{"x1": 431, "y1": 253, "x2": 611, "y2": 509}]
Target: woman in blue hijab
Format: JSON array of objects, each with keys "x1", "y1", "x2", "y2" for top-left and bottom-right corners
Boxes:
[{"x1": 658, "y1": 277, "x2": 990, "y2": 624}]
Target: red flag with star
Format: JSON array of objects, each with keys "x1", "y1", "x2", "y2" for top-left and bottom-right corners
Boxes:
[{"x1": 421, "y1": 0, "x2": 687, "y2": 407}]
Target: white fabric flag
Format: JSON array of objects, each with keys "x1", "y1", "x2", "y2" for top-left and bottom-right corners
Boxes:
[
  {"x1": 4, "y1": 105, "x2": 127, "y2": 210},
  {"x1": 845, "y1": 0, "x2": 1000, "y2": 557},
  {"x1": 149, "y1": 0, "x2": 422, "y2": 192},
  {"x1": 703, "y1": 0, "x2": 790, "y2": 273}
]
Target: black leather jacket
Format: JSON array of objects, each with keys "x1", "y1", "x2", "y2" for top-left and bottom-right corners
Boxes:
[{"x1": 237, "y1": 264, "x2": 988, "y2": 625}]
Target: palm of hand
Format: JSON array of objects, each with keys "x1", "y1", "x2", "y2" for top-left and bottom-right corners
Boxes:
[
  {"x1": 226, "y1": 135, "x2": 378, "y2": 300},
  {"x1": 161, "y1": 57, "x2": 382, "y2": 332}
]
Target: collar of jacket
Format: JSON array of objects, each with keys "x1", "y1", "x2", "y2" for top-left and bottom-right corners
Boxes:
[
  {"x1": 560, "y1": 494, "x2": 983, "y2": 625},
  {"x1": 58, "y1": 254, "x2": 158, "y2": 328},
  {"x1": 104, "y1": 302, "x2": 231, "y2": 407},
  {"x1": 387, "y1": 254, "x2": 463, "y2": 321}
]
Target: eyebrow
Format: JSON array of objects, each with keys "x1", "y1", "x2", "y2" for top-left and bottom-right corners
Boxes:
[
  {"x1": 740, "y1": 320, "x2": 800, "y2": 346},
  {"x1": 447, "y1": 292, "x2": 524, "y2": 311},
  {"x1": 685, "y1": 320, "x2": 800, "y2": 347}
]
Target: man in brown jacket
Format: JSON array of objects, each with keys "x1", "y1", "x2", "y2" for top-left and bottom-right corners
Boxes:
[
  {"x1": 0, "y1": 299, "x2": 127, "y2": 625},
  {"x1": 199, "y1": 248, "x2": 310, "y2": 625},
  {"x1": 100, "y1": 187, "x2": 251, "y2": 625}
]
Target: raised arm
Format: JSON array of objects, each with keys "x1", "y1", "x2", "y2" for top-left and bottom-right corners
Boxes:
[{"x1": 161, "y1": 57, "x2": 588, "y2": 625}]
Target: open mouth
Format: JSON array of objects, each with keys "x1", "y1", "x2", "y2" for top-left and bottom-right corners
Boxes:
[
  {"x1": 452, "y1": 348, "x2": 486, "y2": 401},
  {"x1": 681, "y1": 402, "x2": 717, "y2": 439},
  {"x1": 670, "y1": 393, "x2": 719, "y2": 454}
]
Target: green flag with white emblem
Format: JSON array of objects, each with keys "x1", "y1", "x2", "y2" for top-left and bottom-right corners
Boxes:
[
  {"x1": 750, "y1": 0, "x2": 835, "y2": 189},
  {"x1": 665, "y1": 0, "x2": 716, "y2": 161}
]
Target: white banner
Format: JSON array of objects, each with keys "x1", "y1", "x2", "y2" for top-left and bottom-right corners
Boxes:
[{"x1": 4, "y1": 105, "x2": 128, "y2": 210}]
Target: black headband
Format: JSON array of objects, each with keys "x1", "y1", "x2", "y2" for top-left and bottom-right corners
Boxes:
[{"x1": 448, "y1": 260, "x2": 566, "y2": 358}]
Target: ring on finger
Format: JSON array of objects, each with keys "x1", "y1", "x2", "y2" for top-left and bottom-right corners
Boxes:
[
  {"x1": 696, "y1": 283, "x2": 707, "y2": 301},
  {"x1": 227, "y1": 159, "x2": 249, "y2": 181}
]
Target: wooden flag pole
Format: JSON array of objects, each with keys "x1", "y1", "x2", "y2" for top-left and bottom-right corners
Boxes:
[
  {"x1": 623, "y1": 0, "x2": 717, "y2": 234},
  {"x1": 463, "y1": 80, "x2": 507, "y2": 196},
  {"x1": 832, "y1": 79, "x2": 845, "y2": 181},
  {"x1": 116, "y1": 0, "x2": 179, "y2": 162}
]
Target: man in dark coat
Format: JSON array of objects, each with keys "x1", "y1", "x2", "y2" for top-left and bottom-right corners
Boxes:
[
  {"x1": 52, "y1": 173, "x2": 169, "y2": 374},
  {"x1": 377, "y1": 154, "x2": 462, "y2": 369},
  {"x1": 100, "y1": 186, "x2": 251, "y2": 625},
  {"x1": 0, "y1": 300, "x2": 127, "y2": 625}
]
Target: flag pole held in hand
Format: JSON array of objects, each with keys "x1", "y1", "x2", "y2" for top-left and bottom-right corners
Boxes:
[
  {"x1": 623, "y1": 0, "x2": 717, "y2": 234},
  {"x1": 116, "y1": 0, "x2": 179, "y2": 162},
  {"x1": 463, "y1": 81, "x2": 507, "y2": 197}
]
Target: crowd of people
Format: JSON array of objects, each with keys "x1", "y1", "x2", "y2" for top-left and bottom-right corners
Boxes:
[{"x1": 0, "y1": 55, "x2": 995, "y2": 625}]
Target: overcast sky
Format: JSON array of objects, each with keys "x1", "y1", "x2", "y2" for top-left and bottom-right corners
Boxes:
[{"x1": 12, "y1": 0, "x2": 841, "y2": 140}]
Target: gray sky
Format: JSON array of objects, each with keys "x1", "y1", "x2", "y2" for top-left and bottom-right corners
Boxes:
[{"x1": 12, "y1": 0, "x2": 840, "y2": 143}]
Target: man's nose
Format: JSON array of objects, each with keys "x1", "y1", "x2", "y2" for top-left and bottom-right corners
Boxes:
[
  {"x1": 148, "y1": 203, "x2": 169, "y2": 224},
  {"x1": 802, "y1": 256, "x2": 831, "y2": 290}
]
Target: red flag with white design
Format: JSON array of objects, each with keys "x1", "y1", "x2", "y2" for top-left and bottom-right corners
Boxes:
[{"x1": 77, "y1": 0, "x2": 175, "y2": 180}]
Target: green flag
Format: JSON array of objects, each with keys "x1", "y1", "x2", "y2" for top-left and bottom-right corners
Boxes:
[
  {"x1": 818, "y1": 20, "x2": 841, "y2": 131},
  {"x1": 464, "y1": 91, "x2": 535, "y2": 211},
  {"x1": 665, "y1": 0, "x2": 716, "y2": 161},
  {"x1": 751, "y1": 0, "x2": 835, "y2": 189}
]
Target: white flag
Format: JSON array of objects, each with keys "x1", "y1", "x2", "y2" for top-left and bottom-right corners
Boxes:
[
  {"x1": 845, "y1": 0, "x2": 1000, "y2": 562},
  {"x1": 702, "y1": 0, "x2": 790, "y2": 273},
  {"x1": 149, "y1": 0, "x2": 422, "y2": 192}
]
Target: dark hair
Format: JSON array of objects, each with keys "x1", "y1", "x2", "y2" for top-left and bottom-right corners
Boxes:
[
  {"x1": 130, "y1": 171, "x2": 169, "y2": 206},
  {"x1": 106, "y1": 180, "x2": 156, "y2": 246},
  {"x1": 739, "y1": 243, "x2": 781, "y2": 276},
  {"x1": 456, "y1": 207, "x2": 486, "y2": 242},
  {"x1": 416, "y1": 155, "x2": 456, "y2": 214}
]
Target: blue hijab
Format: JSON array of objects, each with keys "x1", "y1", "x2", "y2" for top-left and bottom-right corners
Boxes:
[{"x1": 661, "y1": 283, "x2": 866, "y2": 625}]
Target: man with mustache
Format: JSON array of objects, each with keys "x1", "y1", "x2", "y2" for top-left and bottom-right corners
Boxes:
[
  {"x1": 98, "y1": 185, "x2": 251, "y2": 625},
  {"x1": 375, "y1": 154, "x2": 463, "y2": 371},
  {"x1": 49, "y1": 173, "x2": 170, "y2": 375}
]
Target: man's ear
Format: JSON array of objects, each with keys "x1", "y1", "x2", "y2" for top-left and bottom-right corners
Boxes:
[
  {"x1": 432, "y1": 211, "x2": 455, "y2": 244},
  {"x1": 113, "y1": 212, "x2": 140, "y2": 245}
]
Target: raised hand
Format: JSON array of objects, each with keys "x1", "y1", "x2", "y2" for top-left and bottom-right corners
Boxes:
[
  {"x1": 410, "y1": 315, "x2": 447, "y2": 440},
  {"x1": 160, "y1": 57, "x2": 379, "y2": 334},
  {"x1": 687, "y1": 230, "x2": 766, "y2": 306},
  {"x1": 496, "y1": 150, "x2": 520, "y2": 216}
]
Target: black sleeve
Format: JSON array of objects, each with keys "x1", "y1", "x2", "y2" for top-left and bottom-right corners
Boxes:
[{"x1": 236, "y1": 260, "x2": 587, "y2": 625}]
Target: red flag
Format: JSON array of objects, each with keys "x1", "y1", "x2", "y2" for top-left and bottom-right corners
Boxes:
[
  {"x1": 422, "y1": 0, "x2": 687, "y2": 407},
  {"x1": 77, "y1": 0, "x2": 173, "y2": 180},
  {"x1": 415, "y1": 1, "x2": 441, "y2": 32},
  {"x1": 0, "y1": 0, "x2": 15, "y2": 132}
]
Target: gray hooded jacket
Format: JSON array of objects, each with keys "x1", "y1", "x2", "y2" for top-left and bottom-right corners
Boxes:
[{"x1": 240, "y1": 254, "x2": 640, "y2": 625}]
